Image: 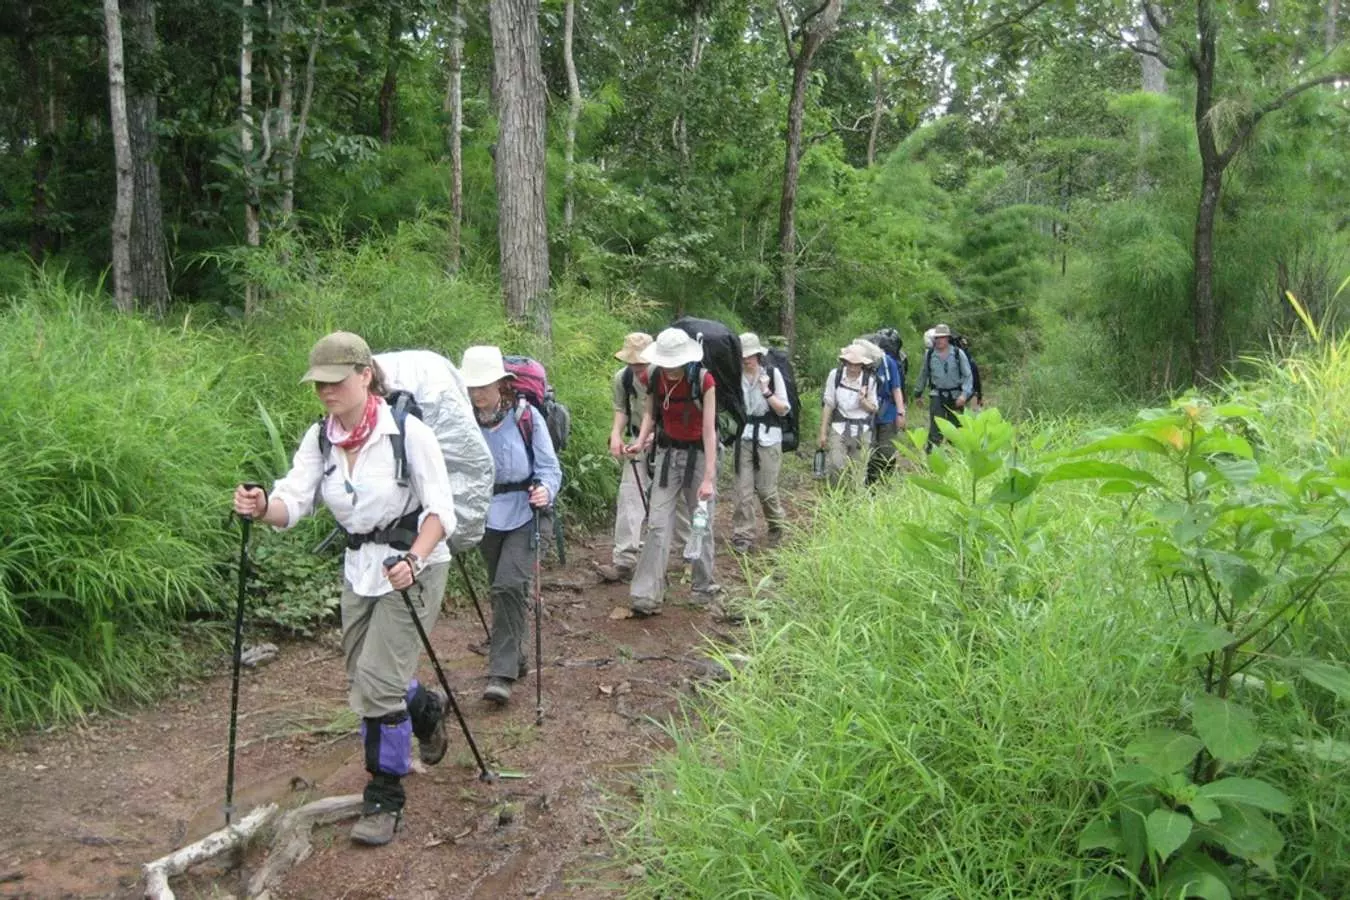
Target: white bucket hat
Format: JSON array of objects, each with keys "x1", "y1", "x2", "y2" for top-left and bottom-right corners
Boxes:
[
  {"x1": 739, "y1": 332, "x2": 768, "y2": 358},
  {"x1": 460, "y1": 345, "x2": 514, "y2": 388},
  {"x1": 641, "y1": 328, "x2": 703, "y2": 368},
  {"x1": 839, "y1": 343, "x2": 871, "y2": 366}
]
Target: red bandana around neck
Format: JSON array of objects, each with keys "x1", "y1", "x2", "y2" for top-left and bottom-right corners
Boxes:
[{"x1": 328, "y1": 393, "x2": 383, "y2": 451}]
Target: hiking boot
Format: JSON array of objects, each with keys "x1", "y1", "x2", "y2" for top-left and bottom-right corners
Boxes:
[
  {"x1": 766, "y1": 527, "x2": 784, "y2": 548},
  {"x1": 597, "y1": 563, "x2": 633, "y2": 583},
  {"x1": 690, "y1": 584, "x2": 724, "y2": 607},
  {"x1": 351, "y1": 808, "x2": 401, "y2": 846},
  {"x1": 730, "y1": 539, "x2": 752, "y2": 555},
  {"x1": 418, "y1": 690, "x2": 448, "y2": 766},
  {"x1": 483, "y1": 677, "x2": 512, "y2": 705},
  {"x1": 630, "y1": 597, "x2": 663, "y2": 618},
  {"x1": 518, "y1": 655, "x2": 530, "y2": 678}
]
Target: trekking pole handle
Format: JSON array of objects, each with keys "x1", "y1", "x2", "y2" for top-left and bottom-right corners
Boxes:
[
  {"x1": 528, "y1": 479, "x2": 543, "y2": 548},
  {"x1": 237, "y1": 482, "x2": 264, "y2": 523}
]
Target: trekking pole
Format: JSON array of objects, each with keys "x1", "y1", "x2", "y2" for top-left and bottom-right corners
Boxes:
[
  {"x1": 629, "y1": 457, "x2": 650, "y2": 518},
  {"x1": 455, "y1": 555, "x2": 491, "y2": 642},
  {"x1": 382, "y1": 556, "x2": 495, "y2": 782},
  {"x1": 225, "y1": 482, "x2": 261, "y2": 826},
  {"x1": 530, "y1": 482, "x2": 545, "y2": 726}
]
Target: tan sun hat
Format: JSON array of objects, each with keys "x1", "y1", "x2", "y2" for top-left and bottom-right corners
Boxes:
[
  {"x1": 853, "y1": 338, "x2": 885, "y2": 366},
  {"x1": 641, "y1": 328, "x2": 703, "y2": 368},
  {"x1": 615, "y1": 332, "x2": 654, "y2": 364},
  {"x1": 839, "y1": 343, "x2": 871, "y2": 366},
  {"x1": 300, "y1": 331, "x2": 373, "y2": 384},
  {"x1": 931, "y1": 323, "x2": 953, "y2": 338},
  {"x1": 460, "y1": 345, "x2": 514, "y2": 388},
  {"x1": 739, "y1": 332, "x2": 768, "y2": 358}
]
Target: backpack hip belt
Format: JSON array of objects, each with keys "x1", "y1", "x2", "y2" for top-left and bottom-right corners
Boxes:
[
  {"x1": 655, "y1": 443, "x2": 702, "y2": 490},
  {"x1": 344, "y1": 507, "x2": 423, "y2": 552},
  {"x1": 934, "y1": 387, "x2": 962, "y2": 401},
  {"x1": 493, "y1": 478, "x2": 533, "y2": 496}
]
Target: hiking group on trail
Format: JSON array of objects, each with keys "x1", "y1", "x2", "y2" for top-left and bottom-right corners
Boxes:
[{"x1": 228, "y1": 319, "x2": 981, "y2": 847}]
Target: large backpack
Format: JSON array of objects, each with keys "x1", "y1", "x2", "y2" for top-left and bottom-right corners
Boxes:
[
  {"x1": 316, "y1": 350, "x2": 494, "y2": 554},
  {"x1": 921, "y1": 342, "x2": 973, "y2": 397},
  {"x1": 763, "y1": 346, "x2": 802, "y2": 452},
  {"x1": 503, "y1": 355, "x2": 572, "y2": 456},
  {"x1": 666, "y1": 317, "x2": 747, "y2": 445},
  {"x1": 865, "y1": 330, "x2": 908, "y2": 388}
]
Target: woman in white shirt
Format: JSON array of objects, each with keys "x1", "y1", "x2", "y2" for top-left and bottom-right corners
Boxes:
[
  {"x1": 732, "y1": 333, "x2": 791, "y2": 552},
  {"x1": 818, "y1": 342, "x2": 879, "y2": 488},
  {"x1": 232, "y1": 331, "x2": 458, "y2": 847}
]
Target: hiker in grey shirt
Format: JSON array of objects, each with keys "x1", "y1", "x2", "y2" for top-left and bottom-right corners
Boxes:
[{"x1": 913, "y1": 323, "x2": 972, "y2": 452}]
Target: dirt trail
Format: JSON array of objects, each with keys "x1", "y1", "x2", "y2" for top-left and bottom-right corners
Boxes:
[{"x1": 0, "y1": 490, "x2": 793, "y2": 900}]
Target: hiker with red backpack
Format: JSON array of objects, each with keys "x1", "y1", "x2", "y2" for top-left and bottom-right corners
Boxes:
[
  {"x1": 460, "y1": 346, "x2": 562, "y2": 706},
  {"x1": 623, "y1": 328, "x2": 722, "y2": 616},
  {"x1": 232, "y1": 332, "x2": 456, "y2": 847},
  {"x1": 818, "y1": 342, "x2": 879, "y2": 488},
  {"x1": 731, "y1": 333, "x2": 791, "y2": 553}
]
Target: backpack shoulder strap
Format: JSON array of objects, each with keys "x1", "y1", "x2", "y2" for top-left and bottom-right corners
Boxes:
[
  {"x1": 687, "y1": 362, "x2": 704, "y2": 407},
  {"x1": 516, "y1": 401, "x2": 536, "y2": 472},
  {"x1": 388, "y1": 394, "x2": 414, "y2": 487}
]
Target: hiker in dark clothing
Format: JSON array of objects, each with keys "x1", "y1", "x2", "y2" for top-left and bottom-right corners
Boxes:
[{"x1": 913, "y1": 323, "x2": 973, "y2": 452}]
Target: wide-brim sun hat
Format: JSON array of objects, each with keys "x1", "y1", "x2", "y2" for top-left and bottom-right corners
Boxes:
[
  {"x1": 301, "y1": 331, "x2": 373, "y2": 384},
  {"x1": 642, "y1": 328, "x2": 703, "y2": 368},
  {"x1": 739, "y1": 332, "x2": 768, "y2": 358},
  {"x1": 839, "y1": 343, "x2": 870, "y2": 366},
  {"x1": 460, "y1": 345, "x2": 515, "y2": 388},
  {"x1": 615, "y1": 332, "x2": 654, "y2": 364},
  {"x1": 853, "y1": 338, "x2": 885, "y2": 366},
  {"x1": 931, "y1": 323, "x2": 952, "y2": 338}
]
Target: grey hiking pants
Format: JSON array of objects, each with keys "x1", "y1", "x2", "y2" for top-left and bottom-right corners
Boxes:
[
  {"x1": 826, "y1": 423, "x2": 871, "y2": 489},
  {"x1": 340, "y1": 562, "x2": 450, "y2": 719},
  {"x1": 631, "y1": 447, "x2": 717, "y2": 610},
  {"x1": 481, "y1": 520, "x2": 544, "y2": 682},
  {"x1": 732, "y1": 442, "x2": 786, "y2": 544},
  {"x1": 614, "y1": 454, "x2": 694, "y2": 570}
]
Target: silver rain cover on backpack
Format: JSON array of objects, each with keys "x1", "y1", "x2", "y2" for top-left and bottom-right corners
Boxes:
[{"x1": 374, "y1": 350, "x2": 494, "y2": 553}]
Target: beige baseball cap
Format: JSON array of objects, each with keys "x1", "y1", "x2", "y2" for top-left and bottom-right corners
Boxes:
[{"x1": 300, "y1": 331, "x2": 373, "y2": 384}]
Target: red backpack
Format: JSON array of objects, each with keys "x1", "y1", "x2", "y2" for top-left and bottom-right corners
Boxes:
[{"x1": 502, "y1": 355, "x2": 572, "y2": 457}]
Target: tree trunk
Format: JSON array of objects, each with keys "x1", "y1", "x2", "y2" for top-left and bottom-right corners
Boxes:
[
  {"x1": 489, "y1": 0, "x2": 551, "y2": 342},
  {"x1": 284, "y1": 0, "x2": 324, "y2": 219},
  {"x1": 445, "y1": 0, "x2": 464, "y2": 271},
  {"x1": 1327, "y1": 0, "x2": 1340, "y2": 52},
  {"x1": 103, "y1": 0, "x2": 135, "y2": 312},
  {"x1": 125, "y1": 0, "x2": 170, "y2": 314},
  {"x1": 1139, "y1": 3, "x2": 1166, "y2": 94},
  {"x1": 777, "y1": 0, "x2": 843, "y2": 349},
  {"x1": 674, "y1": 7, "x2": 703, "y2": 166},
  {"x1": 17, "y1": 4, "x2": 57, "y2": 260},
  {"x1": 378, "y1": 6, "x2": 401, "y2": 146},
  {"x1": 1190, "y1": 0, "x2": 1221, "y2": 381},
  {"x1": 867, "y1": 62, "x2": 883, "y2": 167},
  {"x1": 241, "y1": 0, "x2": 260, "y2": 316},
  {"x1": 563, "y1": 0, "x2": 580, "y2": 232}
]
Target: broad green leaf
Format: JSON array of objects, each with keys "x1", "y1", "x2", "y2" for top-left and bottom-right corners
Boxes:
[
  {"x1": 1199, "y1": 804, "x2": 1284, "y2": 875},
  {"x1": 1186, "y1": 795, "x2": 1223, "y2": 823},
  {"x1": 1179, "y1": 622, "x2": 1233, "y2": 659},
  {"x1": 1098, "y1": 479, "x2": 1141, "y2": 496},
  {"x1": 1196, "y1": 778, "x2": 1292, "y2": 814},
  {"x1": 1126, "y1": 729, "x2": 1204, "y2": 776},
  {"x1": 988, "y1": 469, "x2": 1041, "y2": 506},
  {"x1": 1213, "y1": 404, "x2": 1258, "y2": 419},
  {"x1": 1070, "y1": 433, "x2": 1170, "y2": 457},
  {"x1": 1145, "y1": 808, "x2": 1192, "y2": 861},
  {"x1": 1289, "y1": 738, "x2": 1350, "y2": 763},
  {"x1": 1159, "y1": 852, "x2": 1234, "y2": 900},
  {"x1": 1077, "y1": 819, "x2": 1122, "y2": 853},
  {"x1": 1196, "y1": 432, "x2": 1254, "y2": 460},
  {"x1": 1043, "y1": 460, "x2": 1161, "y2": 486},
  {"x1": 969, "y1": 450, "x2": 1001, "y2": 483},
  {"x1": 1191, "y1": 694, "x2": 1262, "y2": 763},
  {"x1": 927, "y1": 446, "x2": 951, "y2": 476},
  {"x1": 1081, "y1": 873, "x2": 1131, "y2": 899},
  {"x1": 1280, "y1": 658, "x2": 1350, "y2": 702},
  {"x1": 908, "y1": 476, "x2": 964, "y2": 504}
]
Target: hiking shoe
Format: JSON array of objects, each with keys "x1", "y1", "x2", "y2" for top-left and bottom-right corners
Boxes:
[
  {"x1": 351, "y1": 808, "x2": 401, "y2": 846},
  {"x1": 483, "y1": 677, "x2": 512, "y2": 705},
  {"x1": 419, "y1": 690, "x2": 448, "y2": 766},
  {"x1": 597, "y1": 563, "x2": 633, "y2": 583},
  {"x1": 766, "y1": 528, "x2": 784, "y2": 548},
  {"x1": 630, "y1": 598, "x2": 662, "y2": 618},
  {"x1": 730, "y1": 540, "x2": 752, "y2": 555},
  {"x1": 518, "y1": 656, "x2": 530, "y2": 678}
]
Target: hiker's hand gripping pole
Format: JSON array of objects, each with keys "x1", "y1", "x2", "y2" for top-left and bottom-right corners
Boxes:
[{"x1": 383, "y1": 556, "x2": 496, "y2": 782}]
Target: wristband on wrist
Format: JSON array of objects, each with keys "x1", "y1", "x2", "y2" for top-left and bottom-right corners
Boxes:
[
  {"x1": 254, "y1": 494, "x2": 270, "y2": 521},
  {"x1": 404, "y1": 552, "x2": 425, "y2": 576}
]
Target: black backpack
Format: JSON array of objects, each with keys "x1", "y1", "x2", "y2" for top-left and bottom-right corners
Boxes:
[
  {"x1": 665, "y1": 317, "x2": 747, "y2": 445},
  {"x1": 954, "y1": 335, "x2": 982, "y2": 401},
  {"x1": 763, "y1": 346, "x2": 801, "y2": 452}
]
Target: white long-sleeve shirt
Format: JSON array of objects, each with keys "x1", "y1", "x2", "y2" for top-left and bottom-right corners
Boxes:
[{"x1": 269, "y1": 404, "x2": 457, "y2": 597}]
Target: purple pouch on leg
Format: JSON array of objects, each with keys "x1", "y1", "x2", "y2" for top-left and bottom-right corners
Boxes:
[{"x1": 360, "y1": 713, "x2": 413, "y2": 777}]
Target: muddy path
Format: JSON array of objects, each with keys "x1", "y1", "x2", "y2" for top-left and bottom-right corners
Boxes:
[{"x1": 0, "y1": 481, "x2": 805, "y2": 900}]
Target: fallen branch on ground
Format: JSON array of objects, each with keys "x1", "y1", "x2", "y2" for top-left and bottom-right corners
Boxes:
[
  {"x1": 247, "y1": 795, "x2": 363, "y2": 897},
  {"x1": 143, "y1": 804, "x2": 277, "y2": 900}
]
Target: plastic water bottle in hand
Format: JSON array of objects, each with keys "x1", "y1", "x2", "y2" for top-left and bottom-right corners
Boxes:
[{"x1": 689, "y1": 500, "x2": 710, "y2": 557}]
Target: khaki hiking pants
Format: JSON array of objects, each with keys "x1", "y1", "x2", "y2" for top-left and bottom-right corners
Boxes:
[
  {"x1": 732, "y1": 442, "x2": 786, "y2": 545},
  {"x1": 631, "y1": 447, "x2": 718, "y2": 610},
  {"x1": 341, "y1": 561, "x2": 450, "y2": 719},
  {"x1": 826, "y1": 425, "x2": 872, "y2": 489},
  {"x1": 613, "y1": 455, "x2": 695, "y2": 570}
]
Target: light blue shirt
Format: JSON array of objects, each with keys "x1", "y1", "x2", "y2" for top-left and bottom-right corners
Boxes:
[{"x1": 481, "y1": 403, "x2": 563, "y2": 533}]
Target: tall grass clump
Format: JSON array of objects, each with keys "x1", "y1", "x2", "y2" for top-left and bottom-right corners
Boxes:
[
  {"x1": 626, "y1": 377, "x2": 1350, "y2": 896},
  {"x1": 0, "y1": 273, "x2": 253, "y2": 728}
]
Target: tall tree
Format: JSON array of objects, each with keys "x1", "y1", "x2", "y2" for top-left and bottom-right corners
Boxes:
[
  {"x1": 124, "y1": 0, "x2": 169, "y2": 314},
  {"x1": 562, "y1": 0, "x2": 580, "y2": 232},
  {"x1": 443, "y1": 0, "x2": 465, "y2": 271},
  {"x1": 240, "y1": 0, "x2": 261, "y2": 315},
  {"x1": 777, "y1": 0, "x2": 844, "y2": 348},
  {"x1": 489, "y1": 0, "x2": 551, "y2": 341},
  {"x1": 103, "y1": 0, "x2": 135, "y2": 312},
  {"x1": 378, "y1": 3, "x2": 401, "y2": 145},
  {"x1": 1129, "y1": 0, "x2": 1348, "y2": 379}
]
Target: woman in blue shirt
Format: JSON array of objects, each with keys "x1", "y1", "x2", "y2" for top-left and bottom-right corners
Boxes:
[{"x1": 460, "y1": 346, "x2": 563, "y2": 705}]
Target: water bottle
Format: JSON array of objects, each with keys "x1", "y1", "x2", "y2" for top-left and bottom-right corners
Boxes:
[
  {"x1": 689, "y1": 500, "x2": 710, "y2": 557},
  {"x1": 813, "y1": 448, "x2": 827, "y2": 479}
]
